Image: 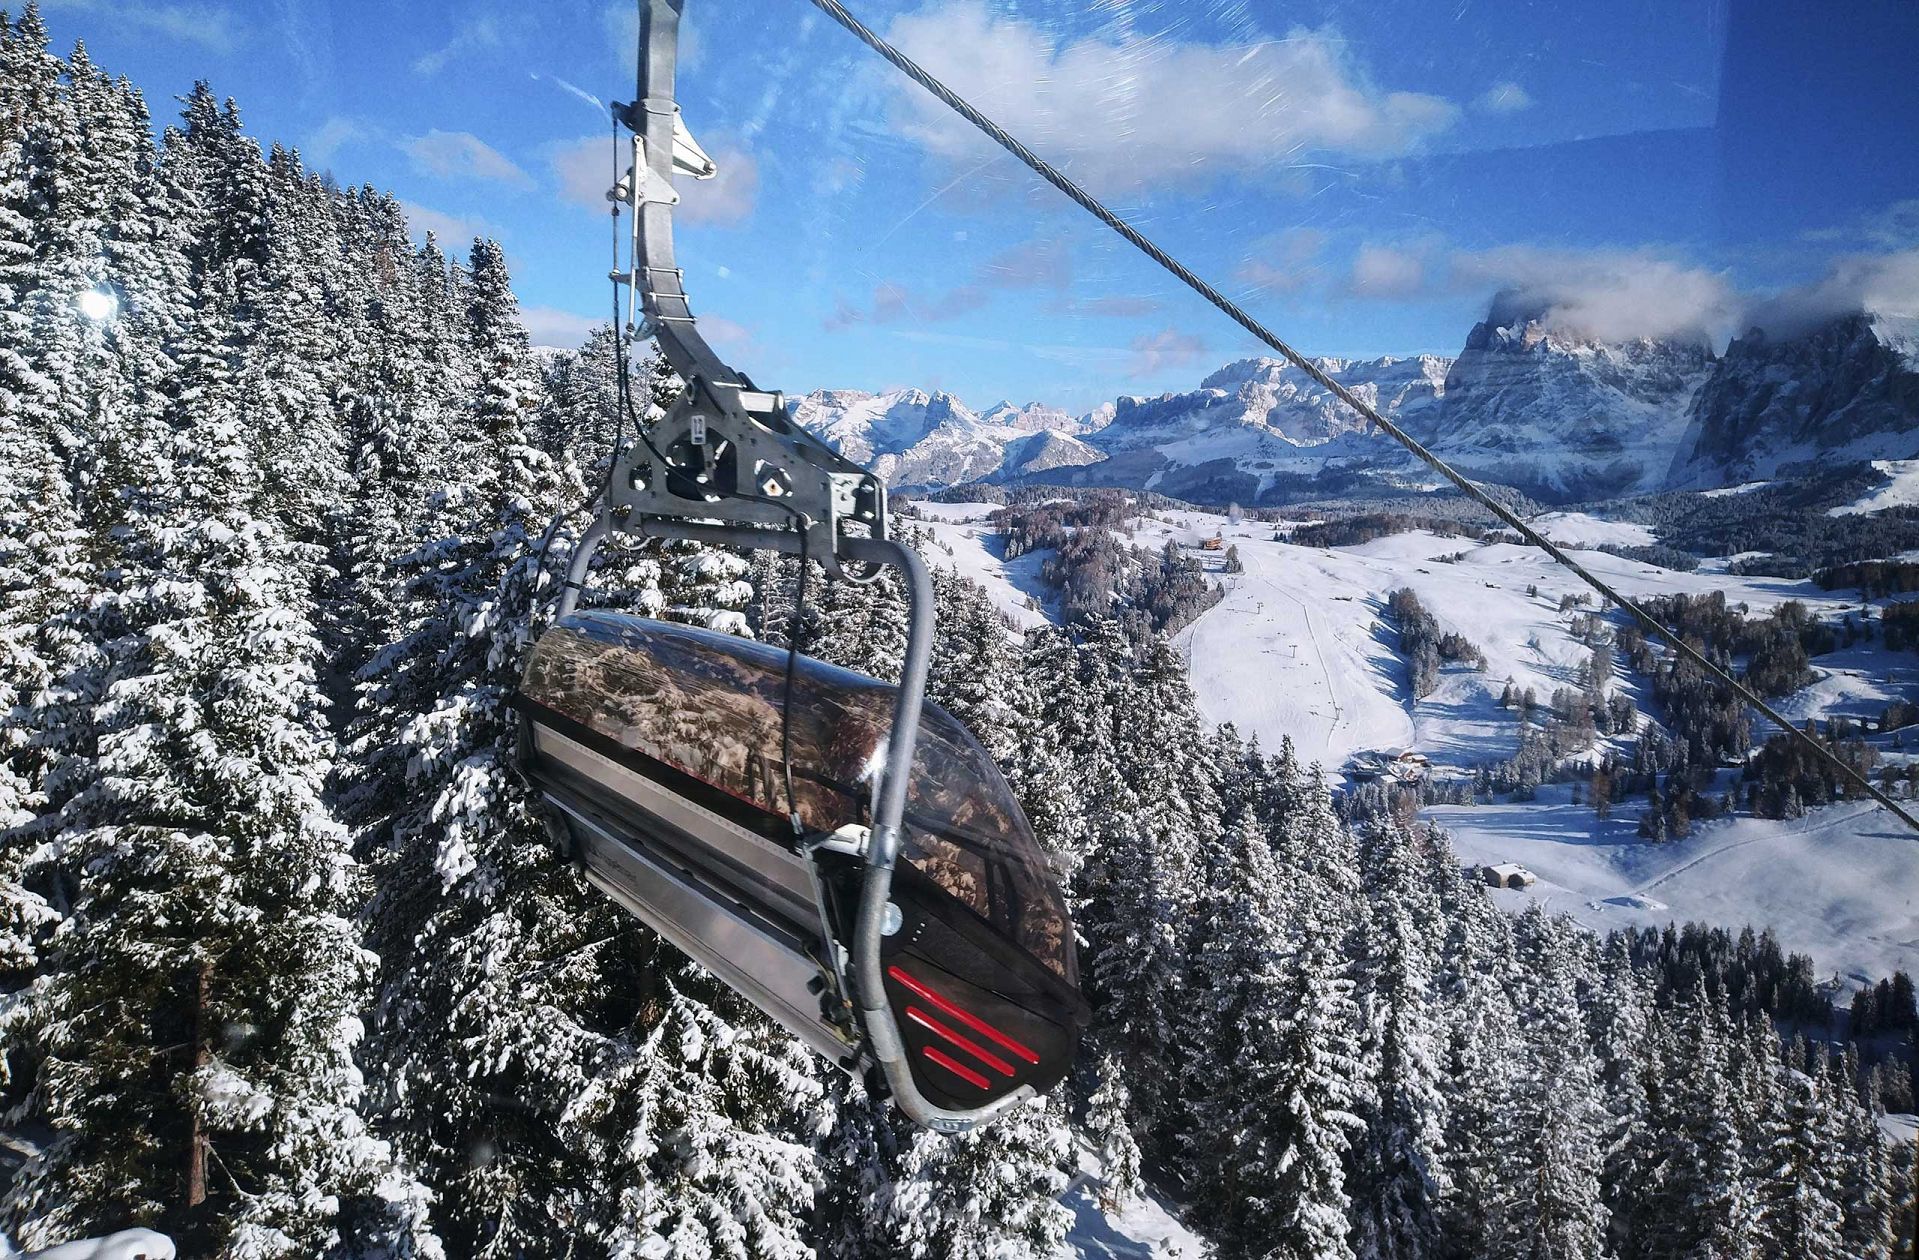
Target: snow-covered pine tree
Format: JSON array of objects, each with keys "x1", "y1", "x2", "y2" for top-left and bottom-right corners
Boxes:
[
  {"x1": 820, "y1": 1093, "x2": 1072, "y2": 1260},
  {"x1": 1179, "y1": 813, "x2": 1287, "y2": 1230},
  {"x1": 924, "y1": 565, "x2": 1022, "y2": 758},
  {"x1": 1192, "y1": 808, "x2": 1369, "y2": 1260},
  {"x1": 1641, "y1": 999, "x2": 1762, "y2": 1260},
  {"x1": 332, "y1": 192, "x2": 441, "y2": 667},
  {"x1": 560, "y1": 964, "x2": 826, "y2": 1258},
  {"x1": 242, "y1": 142, "x2": 349, "y2": 583},
  {"x1": 1349, "y1": 819, "x2": 1450, "y2": 1260},
  {"x1": 354, "y1": 236, "x2": 610, "y2": 1250},
  {"x1": 1082, "y1": 1051, "x2": 1142, "y2": 1213},
  {"x1": 1586, "y1": 933, "x2": 1659, "y2": 1259},
  {"x1": 1074, "y1": 624, "x2": 1216, "y2": 1142},
  {"x1": 2, "y1": 265, "x2": 433, "y2": 1254},
  {"x1": 1436, "y1": 946, "x2": 1521, "y2": 1259},
  {"x1": 0, "y1": 380, "x2": 80, "y2": 983},
  {"x1": 1829, "y1": 1045, "x2": 1896, "y2": 1260},
  {"x1": 537, "y1": 322, "x2": 622, "y2": 467},
  {"x1": 0, "y1": 7, "x2": 110, "y2": 479},
  {"x1": 1488, "y1": 907, "x2": 1609, "y2": 1260},
  {"x1": 1002, "y1": 623, "x2": 1095, "y2": 878},
  {"x1": 1754, "y1": 1057, "x2": 1847, "y2": 1260}
]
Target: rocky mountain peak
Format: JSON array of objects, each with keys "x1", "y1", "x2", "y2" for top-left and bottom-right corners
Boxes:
[{"x1": 1677, "y1": 308, "x2": 1919, "y2": 482}]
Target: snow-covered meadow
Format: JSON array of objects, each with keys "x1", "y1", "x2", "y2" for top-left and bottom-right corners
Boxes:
[{"x1": 917, "y1": 500, "x2": 1919, "y2": 984}]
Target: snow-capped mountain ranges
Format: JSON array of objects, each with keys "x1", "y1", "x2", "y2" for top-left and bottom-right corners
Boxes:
[
  {"x1": 788, "y1": 355, "x2": 1450, "y2": 497},
  {"x1": 784, "y1": 387, "x2": 1101, "y2": 489},
  {"x1": 791, "y1": 305, "x2": 1919, "y2": 504}
]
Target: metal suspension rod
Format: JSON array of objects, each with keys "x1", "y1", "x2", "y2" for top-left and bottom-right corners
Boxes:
[{"x1": 801, "y1": 0, "x2": 1919, "y2": 836}]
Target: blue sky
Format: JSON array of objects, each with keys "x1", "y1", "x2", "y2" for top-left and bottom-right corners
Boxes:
[{"x1": 32, "y1": 0, "x2": 1919, "y2": 412}]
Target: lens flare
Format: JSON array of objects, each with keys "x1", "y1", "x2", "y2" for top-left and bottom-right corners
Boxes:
[{"x1": 75, "y1": 289, "x2": 118, "y2": 321}]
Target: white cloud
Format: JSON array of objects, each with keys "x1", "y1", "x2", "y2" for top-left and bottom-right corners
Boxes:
[
  {"x1": 682, "y1": 149, "x2": 757, "y2": 226},
  {"x1": 549, "y1": 134, "x2": 757, "y2": 226},
  {"x1": 550, "y1": 137, "x2": 614, "y2": 211},
  {"x1": 827, "y1": 280, "x2": 990, "y2": 330},
  {"x1": 1449, "y1": 246, "x2": 1739, "y2": 343},
  {"x1": 522, "y1": 306, "x2": 601, "y2": 350},
  {"x1": 700, "y1": 314, "x2": 757, "y2": 355},
  {"x1": 413, "y1": 15, "x2": 502, "y2": 76},
  {"x1": 1348, "y1": 243, "x2": 1426, "y2": 297},
  {"x1": 1061, "y1": 295, "x2": 1164, "y2": 318},
  {"x1": 305, "y1": 116, "x2": 367, "y2": 168},
  {"x1": 1746, "y1": 249, "x2": 1919, "y2": 337},
  {"x1": 1323, "y1": 232, "x2": 1919, "y2": 345},
  {"x1": 880, "y1": 3, "x2": 1457, "y2": 192},
  {"x1": 826, "y1": 236, "x2": 1071, "y2": 329},
  {"x1": 1473, "y1": 82, "x2": 1533, "y2": 115},
  {"x1": 398, "y1": 201, "x2": 501, "y2": 248},
  {"x1": 1128, "y1": 328, "x2": 1209, "y2": 378},
  {"x1": 401, "y1": 130, "x2": 532, "y2": 188},
  {"x1": 1808, "y1": 199, "x2": 1919, "y2": 251},
  {"x1": 1236, "y1": 227, "x2": 1328, "y2": 294},
  {"x1": 40, "y1": 0, "x2": 239, "y2": 52}
]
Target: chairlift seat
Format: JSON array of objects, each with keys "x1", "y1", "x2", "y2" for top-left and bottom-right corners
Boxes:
[{"x1": 514, "y1": 611, "x2": 1086, "y2": 1116}]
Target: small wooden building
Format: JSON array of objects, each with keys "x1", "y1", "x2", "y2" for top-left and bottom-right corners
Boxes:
[{"x1": 1481, "y1": 862, "x2": 1538, "y2": 890}]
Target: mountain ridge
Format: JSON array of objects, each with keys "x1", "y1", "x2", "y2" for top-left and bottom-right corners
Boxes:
[{"x1": 789, "y1": 306, "x2": 1919, "y2": 505}]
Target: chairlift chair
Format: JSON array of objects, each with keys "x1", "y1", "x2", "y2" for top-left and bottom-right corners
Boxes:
[{"x1": 514, "y1": 0, "x2": 1085, "y2": 1132}]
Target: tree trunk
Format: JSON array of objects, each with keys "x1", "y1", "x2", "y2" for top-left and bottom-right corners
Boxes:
[{"x1": 184, "y1": 956, "x2": 211, "y2": 1209}]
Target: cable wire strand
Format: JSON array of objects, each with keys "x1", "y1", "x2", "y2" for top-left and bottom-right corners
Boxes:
[{"x1": 801, "y1": 0, "x2": 1919, "y2": 836}]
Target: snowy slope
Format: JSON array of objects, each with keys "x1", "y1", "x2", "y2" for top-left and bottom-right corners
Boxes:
[
  {"x1": 1130, "y1": 510, "x2": 1860, "y2": 772},
  {"x1": 1066, "y1": 1187, "x2": 1207, "y2": 1259},
  {"x1": 912, "y1": 503, "x2": 1055, "y2": 628},
  {"x1": 1828, "y1": 459, "x2": 1919, "y2": 516},
  {"x1": 1064, "y1": 1137, "x2": 1209, "y2": 1258},
  {"x1": 1435, "y1": 798, "x2": 1919, "y2": 986},
  {"x1": 927, "y1": 500, "x2": 1919, "y2": 981},
  {"x1": 1528, "y1": 511, "x2": 1657, "y2": 548}
]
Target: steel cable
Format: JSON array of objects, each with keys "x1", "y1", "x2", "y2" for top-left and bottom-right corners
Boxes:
[{"x1": 802, "y1": 0, "x2": 1919, "y2": 835}]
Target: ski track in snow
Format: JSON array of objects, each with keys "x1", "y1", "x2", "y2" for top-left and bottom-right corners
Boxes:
[{"x1": 925, "y1": 501, "x2": 1919, "y2": 983}]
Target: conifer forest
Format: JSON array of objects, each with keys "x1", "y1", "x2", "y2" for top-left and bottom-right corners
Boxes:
[{"x1": 1, "y1": 10, "x2": 1915, "y2": 1259}]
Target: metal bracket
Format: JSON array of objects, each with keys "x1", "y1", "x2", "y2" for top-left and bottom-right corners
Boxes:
[{"x1": 601, "y1": 0, "x2": 891, "y2": 579}]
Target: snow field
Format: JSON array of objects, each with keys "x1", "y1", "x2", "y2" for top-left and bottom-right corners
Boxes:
[
  {"x1": 930, "y1": 500, "x2": 1919, "y2": 981},
  {"x1": 1434, "y1": 797, "x2": 1919, "y2": 985},
  {"x1": 1829, "y1": 459, "x2": 1919, "y2": 516},
  {"x1": 911, "y1": 504, "x2": 1056, "y2": 628}
]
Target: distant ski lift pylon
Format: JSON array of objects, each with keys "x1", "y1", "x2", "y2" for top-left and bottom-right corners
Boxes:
[{"x1": 520, "y1": 0, "x2": 1085, "y2": 1133}]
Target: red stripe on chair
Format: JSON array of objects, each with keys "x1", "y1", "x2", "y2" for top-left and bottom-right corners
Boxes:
[
  {"x1": 922, "y1": 1045, "x2": 991, "y2": 1090},
  {"x1": 905, "y1": 1006, "x2": 1016, "y2": 1077},
  {"x1": 887, "y1": 965, "x2": 1041, "y2": 1064}
]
